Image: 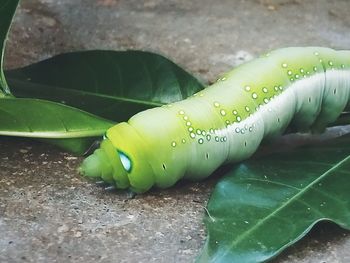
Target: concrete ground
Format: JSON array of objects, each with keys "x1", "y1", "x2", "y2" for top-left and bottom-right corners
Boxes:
[{"x1": 1, "y1": 0, "x2": 350, "y2": 262}]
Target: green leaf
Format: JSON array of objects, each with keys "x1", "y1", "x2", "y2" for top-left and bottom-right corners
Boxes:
[
  {"x1": 199, "y1": 135, "x2": 350, "y2": 263},
  {"x1": 0, "y1": 98, "x2": 114, "y2": 154},
  {"x1": 5, "y1": 50, "x2": 205, "y2": 121},
  {"x1": 0, "y1": 0, "x2": 19, "y2": 96}
]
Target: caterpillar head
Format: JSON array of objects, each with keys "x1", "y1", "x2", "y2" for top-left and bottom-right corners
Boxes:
[{"x1": 79, "y1": 122, "x2": 154, "y2": 193}]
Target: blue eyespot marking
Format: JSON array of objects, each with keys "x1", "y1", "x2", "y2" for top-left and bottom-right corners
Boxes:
[{"x1": 118, "y1": 151, "x2": 132, "y2": 172}]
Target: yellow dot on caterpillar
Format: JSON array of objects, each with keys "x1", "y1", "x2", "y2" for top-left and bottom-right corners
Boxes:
[
  {"x1": 183, "y1": 116, "x2": 188, "y2": 120},
  {"x1": 313, "y1": 66, "x2": 317, "y2": 71},
  {"x1": 225, "y1": 120, "x2": 230, "y2": 125},
  {"x1": 221, "y1": 77, "x2": 227, "y2": 81},
  {"x1": 223, "y1": 137, "x2": 227, "y2": 142},
  {"x1": 252, "y1": 93, "x2": 258, "y2": 99},
  {"x1": 233, "y1": 110, "x2": 238, "y2": 115},
  {"x1": 262, "y1": 87, "x2": 268, "y2": 93},
  {"x1": 206, "y1": 135, "x2": 211, "y2": 141},
  {"x1": 245, "y1": 86, "x2": 251, "y2": 91},
  {"x1": 167, "y1": 104, "x2": 173, "y2": 107},
  {"x1": 190, "y1": 133, "x2": 196, "y2": 138},
  {"x1": 171, "y1": 141, "x2": 177, "y2": 147},
  {"x1": 241, "y1": 129, "x2": 245, "y2": 134},
  {"x1": 201, "y1": 130, "x2": 206, "y2": 136},
  {"x1": 209, "y1": 128, "x2": 214, "y2": 133},
  {"x1": 290, "y1": 78, "x2": 294, "y2": 82},
  {"x1": 215, "y1": 136, "x2": 220, "y2": 142},
  {"x1": 214, "y1": 102, "x2": 220, "y2": 107},
  {"x1": 235, "y1": 128, "x2": 240, "y2": 133},
  {"x1": 245, "y1": 106, "x2": 250, "y2": 112},
  {"x1": 264, "y1": 98, "x2": 269, "y2": 104},
  {"x1": 295, "y1": 74, "x2": 300, "y2": 79},
  {"x1": 307, "y1": 71, "x2": 310, "y2": 74},
  {"x1": 179, "y1": 110, "x2": 185, "y2": 115},
  {"x1": 236, "y1": 116, "x2": 241, "y2": 122},
  {"x1": 287, "y1": 70, "x2": 292, "y2": 75},
  {"x1": 182, "y1": 139, "x2": 186, "y2": 144},
  {"x1": 319, "y1": 59, "x2": 323, "y2": 63},
  {"x1": 282, "y1": 63, "x2": 288, "y2": 68},
  {"x1": 220, "y1": 109, "x2": 226, "y2": 116},
  {"x1": 186, "y1": 121, "x2": 191, "y2": 126},
  {"x1": 199, "y1": 93, "x2": 204, "y2": 97},
  {"x1": 249, "y1": 127, "x2": 253, "y2": 132},
  {"x1": 279, "y1": 86, "x2": 283, "y2": 90},
  {"x1": 300, "y1": 68, "x2": 304, "y2": 73},
  {"x1": 196, "y1": 129, "x2": 202, "y2": 135},
  {"x1": 188, "y1": 127, "x2": 194, "y2": 132},
  {"x1": 341, "y1": 64, "x2": 345, "y2": 68},
  {"x1": 198, "y1": 138, "x2": 204, "y2": 144},
  {"x1": 314, "y1": 51, "x2": 319, "y2": 56},
  {"x1": 328, "y1": 61, "x2": 333, "y2": 66}
]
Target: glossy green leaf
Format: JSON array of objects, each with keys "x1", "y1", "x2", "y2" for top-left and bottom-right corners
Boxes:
[
  {"x1": 5, "y1": 50, "x2": 205, "y2": 121},
  {"x1": 0, "y1": 98, "x2": 114, "y2": 154},
  {"x1": 0, "y1": 0, "x2": 19, "y2": 96},
  {"x1": 199, "y1": 135, "x2": 350, "y2": 263}
]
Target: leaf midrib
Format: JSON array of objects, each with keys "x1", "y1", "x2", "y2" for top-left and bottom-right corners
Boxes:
[
  {"x1": 7, "y1": 78, "x2": 165, "y2": 107},
  {"x1": 0, "y1": 129, "x2": 110, "y2": 138},
  {"x1": 215, "y1": 154, "x2": 350, "y2": 260}
]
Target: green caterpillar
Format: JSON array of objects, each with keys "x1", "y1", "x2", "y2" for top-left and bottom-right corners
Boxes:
[{"x1": 80, "y1": 47, "x2": 350, "y2": 193}]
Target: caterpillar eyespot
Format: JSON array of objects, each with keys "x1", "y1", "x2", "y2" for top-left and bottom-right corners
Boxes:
[
  {"x1": 80, "y1": 47, "x2": 350, "y2": 193},
  {"x1": 118, "y1": 151, "x2": 132, "y2": 173}
]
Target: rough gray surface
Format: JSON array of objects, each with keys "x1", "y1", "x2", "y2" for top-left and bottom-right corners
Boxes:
[{"x1": 1, "y1": 0, "x2": 350, "y2": 262}]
